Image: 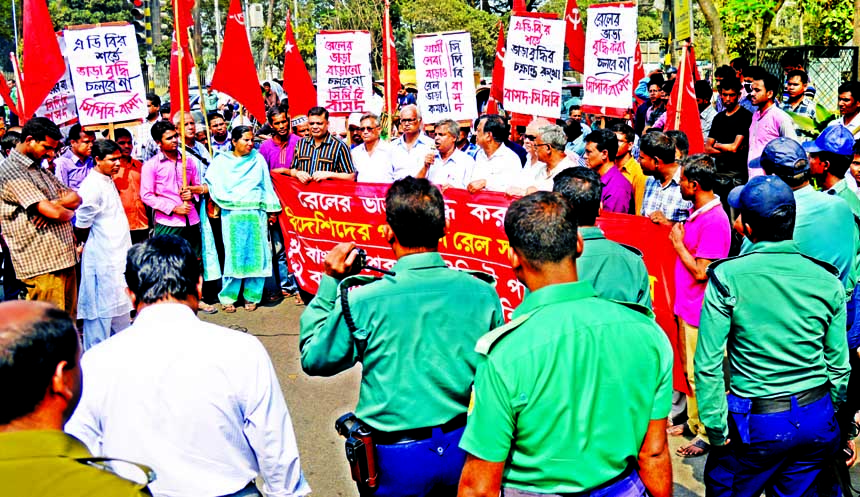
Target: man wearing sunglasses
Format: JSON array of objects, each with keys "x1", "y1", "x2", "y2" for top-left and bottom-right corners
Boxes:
[{"x1": 351, "y1": 113, "x2": 394, "y2": 183}]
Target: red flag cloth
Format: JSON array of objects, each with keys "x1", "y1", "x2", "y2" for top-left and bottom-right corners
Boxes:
[
  {"x1": 282, "y1": 10, "x2": 317, "y2": 117},
  {"x1": 513, "y1": 0, "x2": 527, "y2": 11},
  {"x1": 210, "y1": 0, "x2": 267, "y2": 123},
  {"x1": 382, "y1": 0, "x2": 400, "y2": 117},
  {"x1": 633, "y1": 41, "x2": 645, "y2": 107},
  {"x1": 490, "y1": 21, "x2": 506, "y2": 107},
  {"x1": 169, "y1": 0, "x2": 196, "y2": 119},
  {"x1": 563, "y1": 0, "x2": 585, "y2": 73},
  {"x1": 0, "y1": 72, "x2": 21, "y2": 117},
  {"x1": 664, "y1": 45, "x2": 704, "y2": 155},
  {"x1": 689, "y1": 44, "x2": 701, "y2": 81},
  {"x1": 20, "y1": 0, "x2": 65, "y2": 121}
]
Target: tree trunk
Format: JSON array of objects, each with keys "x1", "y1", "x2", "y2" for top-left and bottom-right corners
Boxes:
[
  {"x1": 695, "y1": 0, "x2": 729, "y2": 67},
  {"x1": 757, "y1": 0, "x2": 787, "y2": 51},
  {"x1": 193, "y1": 3, "x2": 203, "y2": 67},
  {"x1": 260, "y1": 0, "x2": 276, "y2": 77}
]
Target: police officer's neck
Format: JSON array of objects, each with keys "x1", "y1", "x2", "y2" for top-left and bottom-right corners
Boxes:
[
  {"x1": 391, "y1": 243, "x2": 437, "y2": 259},
  {"x1": 519, "y1": 261, "x2": 579, "y2": 293},
  {"x1": 0, "y1": 408, "x2": 67, "y2": 433}
]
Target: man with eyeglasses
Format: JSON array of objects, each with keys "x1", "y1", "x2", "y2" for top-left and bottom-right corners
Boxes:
[
  {"x1": 350, "y1": 113, "x2": 394, "y2": 183},
  {"x1": 289, "y1": 106, "x2": 356, "y2": 184},
  {"x1": 389, "y1": 104, "x2": 435, "y2": 181}
]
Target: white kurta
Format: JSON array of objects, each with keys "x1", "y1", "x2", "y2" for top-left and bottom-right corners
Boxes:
[
  {"x1": 75, "y1": 170, "x2": 133, "y2": 320},
  {"x1": 471, "y1": 143, "x2": 522, "y2": 192}
]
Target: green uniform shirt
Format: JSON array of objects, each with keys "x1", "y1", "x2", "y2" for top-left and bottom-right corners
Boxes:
[
  {"x1": 0, "y1": 430, "x2": 152, "y2": 496},
  {"x1": 578, "y1": 226, "x2": 652, "y2": 308},
  {"x1": 459, "y1": 281, "x2": 673, "y2": 494},
  {"x1": 696, "y1": 240, "x2": 850, "y2": 446},
  {"x1": 827, "y1": 179, "x2": 860, "y2": 281},
  {"x1": 300, "y1": 252, "x2": 504, "y2": 432}
]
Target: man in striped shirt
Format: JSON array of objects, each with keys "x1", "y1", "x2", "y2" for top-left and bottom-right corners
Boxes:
[{"x1": 288, "y1": 106, "x2": 356, "y2": 183}]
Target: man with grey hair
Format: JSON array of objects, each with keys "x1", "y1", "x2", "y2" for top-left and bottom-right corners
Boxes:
[
  {"x1": 468, "y1": 114, "x2": 523, "y2": 193},
  {"x1": 390, "y1": 105, "x2": 434, "y2": 180},
  {"x1": 585, "y1": 129, "x2": 633, "y2": 214},
  {"x1": 510, "y1": 124, "x2": 579, "y2": 195},
  {"x1": 351, "y1": 113, "x2": 393, "y2": 183},
  {"x1": 174, "y1": 112, "x2": 212, "y2": 176},
  {"x1": 418, "y1": 119, "x2": 475, "y2": 189}
]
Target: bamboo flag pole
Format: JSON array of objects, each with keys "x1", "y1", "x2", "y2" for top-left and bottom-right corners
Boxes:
[
  {"x1": 672, "y1": 42, "x2": 688, "y2": 129},
  {"x1": 173, "y1": 0, "x2": 189, "y2": 189},
  {"x1": 10, "y1": 53, "x2": 24, "y2": 120},
  {"x1": 188, "y1": 35, "x2": 214, "y2": 157}
]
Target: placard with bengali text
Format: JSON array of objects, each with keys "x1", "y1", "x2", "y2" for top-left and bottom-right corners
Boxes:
[
  {"x1": 581, "y1": 2, "x2": 638, "y2": 118},
  {"x1": 35, "y1": 33, "x2": 78, "y2": 131},
  {"x1": 413, "y1": 31, "x2": 478, "y2": 123},
  {"x1": 502, "y1": 15, "x2": 565, "y2": 118},
  {"x1": 316, "y1": 31, "x2": 373, "y2": 115}
]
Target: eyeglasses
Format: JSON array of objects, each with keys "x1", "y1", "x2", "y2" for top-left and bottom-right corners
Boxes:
[
  {"x1": 535, "y1": 143, "x2": 551, "y2": 149},
  {"x1": 359, "y1": 126, "x2": 379, "y2": 131},
  {"x1": 523, "y1": 134, "x2": 537, "y2": 141},
  {"x1": 400, "y1": 118, "x2": 418, "y2": 124}
]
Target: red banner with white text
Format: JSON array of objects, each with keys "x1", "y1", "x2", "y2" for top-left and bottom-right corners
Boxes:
[{"x1": 272, "y1": 176, "x2": 686, "y2": 394}]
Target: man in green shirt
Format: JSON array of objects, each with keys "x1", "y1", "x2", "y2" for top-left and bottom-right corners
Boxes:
[
  {"x1": 300, "y1": 177, "x2": 503, "y2": 496},
  {"x1": 552, "y1": 167, "x2": 652, "y2": 308},
  {"x1": 458, "y1": 192, "x2": 673, "y2": 497},
  {"x1": 696, "y1": 175, "x2": 851, "y2": 497},
  {"x1": 0, "y1": 300, "x2": 152, "y2": 496}
]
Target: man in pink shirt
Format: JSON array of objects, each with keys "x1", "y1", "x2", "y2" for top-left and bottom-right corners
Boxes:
[
  {"x1": 669, "y1": 154, "x2": 731, "y2": 458},
  {"x1": 747, "y1": 68, "x2": 797, "y2": 179}
]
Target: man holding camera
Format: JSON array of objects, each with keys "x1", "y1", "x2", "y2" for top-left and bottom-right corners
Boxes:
[{"x1": 300, "y1": 177, "x2": 504, "y2": 497}]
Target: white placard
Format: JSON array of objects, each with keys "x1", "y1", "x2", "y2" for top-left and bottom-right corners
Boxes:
[
  {"x1": 35, "y1": 33, "x2": 78, "y2": 131},
  {"x1": 316, "y1": 31, "x2": 373, "y2": 114},
  {"x1": 502, "y1": 15, "x2": 565, "y2": 118},
  {"x1": 65, "y1": 24, "x2": 147, "y2": 126},
  {"x1": 413, "y1": 31, "x2": 477, "y2": 123},
  {"x1": 581, "y1": 3, "x2": 638, "y2": 117}
]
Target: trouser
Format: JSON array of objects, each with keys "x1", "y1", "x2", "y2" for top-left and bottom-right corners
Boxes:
[
  {"x1": 130, "y1": 229, "x2": 149, "y2": 245},
  {"x1": 678, "y1": 316, "x2": 709, "y2": 443},
  {"x1": 219, "y1": 276, "x2": 265, "y2": 306},
  {"x1": 501, "y1": 467, "x2": 645, "y2": 497},
  {"x1": 704, "y1": 392, "x2": 839, "y2": 497},
  {"x1": 365, "y1": 426, "x2": 467, "y2": 497},
  {"x1": 264, "y1": 224, "x2": 297, "y2": 296},
  {"x1": 21, "y1": 266, "x2": 78, "y2": 320},
  {"x1": 153, "y1": 223, "x2": 202, "y2": 260},
  {"x1": 82, "y1": 314, "x2": 131, "y2": 351}
]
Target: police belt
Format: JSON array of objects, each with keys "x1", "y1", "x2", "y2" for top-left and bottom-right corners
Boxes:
[
  {"x1": 373, "y1": 413, "x2": 468, "y2": 445},
  {"x1": 743, "y1": 383, "x2": 829, "y2": 415},
  {"x1": 527, "y1": 463, "x2": 634, "y2": 497}
]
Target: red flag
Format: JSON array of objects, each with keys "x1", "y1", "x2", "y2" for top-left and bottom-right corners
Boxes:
[
  {"x1": 689, "y1": 44, "x2": 701, "y2": 81},
  {"x1": 169, "y1": 0, "x2": 196, "y2": 119},
  {"x1": 382, "y1": 0, "x2": 400, "y2": 117},
  {"x1": 490, "y1": 21, "x2": 506, "y2": 108},
  {"x1": 20, "y1": 0, "x2": 65, "y2": 121},
  {"x1": 513, "y1": 0, "x2": 527, "y2": 12},
  {"x1": 210, "y1": 0, "x2": 266, "y2": 123},
  {"x1": 0, "y1": 70, "x2": 20, "y2": 117},
  {"x1": 664, "y1": 44, "x2": 704, "y2": 155},
  {"x1": 563, "y1": 0, "x2": 585, "y2": 73},
  {"x1": 281, "y1": 10, "x2": 317, "y2": 117},
  {"x1": 632, "y1": 41, "x2": 645, "y2": 106}
]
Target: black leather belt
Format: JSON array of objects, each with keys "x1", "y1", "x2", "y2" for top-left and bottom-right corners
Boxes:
[
  {"x1": 749, "y1": 384, "x2": 829, "y2": 415},
  {"x1": 374, "y1": 413, "x2": 468, "y2": 445}
]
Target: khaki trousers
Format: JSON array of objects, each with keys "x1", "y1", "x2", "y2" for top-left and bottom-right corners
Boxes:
[
  {"x1": 678, "y1": 316, "x2": 709, "y2": 443},
  {"x1": 21, "y1": 266, "x2": 78, "y2": 321}
]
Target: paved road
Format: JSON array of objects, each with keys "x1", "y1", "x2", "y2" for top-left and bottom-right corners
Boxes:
[{"x1": 201, "y1": 299, "x2": 860, "y2": 497}]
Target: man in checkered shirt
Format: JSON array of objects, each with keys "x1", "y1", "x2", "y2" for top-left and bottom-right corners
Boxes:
[
  {"x1": 639, "y1": 131, "x2": 693, "y2": 225},
  {"x1": 0, "y1": 117, "x2": 80, "y2": 317}
]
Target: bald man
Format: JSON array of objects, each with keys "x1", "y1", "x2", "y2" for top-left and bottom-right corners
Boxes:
[{"x1": 0, "y1": 301, "x2": 152, "y2": 496}]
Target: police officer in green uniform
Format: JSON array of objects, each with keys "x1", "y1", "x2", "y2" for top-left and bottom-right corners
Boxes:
[
  {"x1": 0, "y1": 300, "x2": 153, "y2": 497},
  {"x1": 696, "y1": 175, "x2": 851, "y2": 497},
  {"x1": 553, "y1": 167, "x2": 652, "y2": 308},
  {"x1": 458, "y1": 192, "x2": 673, "y2": 497},
  {"x1": 299, "y1": 177, "x2": 504, "y2": 496}
]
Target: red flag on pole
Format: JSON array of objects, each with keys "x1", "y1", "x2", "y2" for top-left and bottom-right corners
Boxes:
[
  {"x1": 632, "y1": 41, "x2": 645, "y2": 106},
  {"x1": 664, "y1": 43, "x2": 704, "y2": 155},
  {"x1": 488, "y1": 20, "x2": 506, "y2": 114},
  {"x1": 563, "y1": 0, "x2": 585, "y2": 73},
  {"x1": 513, "y1": 0, "x2": 527, "y2": 12},
  {"x1": 0, "y1": 71, "x2": 20, "y2": 117},
  {"x1": 382, "y1": 0, "x2": 401, "y2": 118},
  {"x1": 20, "y1": 0, "x2": 65, "y2": 121},
  {"x1": 169, "y1": 0, "x2": 196, "y2": 119},
  {"x1": 210, "y1": 0, "x2": 266, "y2": 123},
  {"x1": 282, "y1": 10, "x2": 317, "y2": 117}
]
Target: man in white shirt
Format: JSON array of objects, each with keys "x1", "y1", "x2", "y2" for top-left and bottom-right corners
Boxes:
[
  {"x1": 390, "y1": 105, "x2": 435, "y2": 180},
  {"x1": 467, "y1": 114, "x2": 523, "y2": 193},
  {"x1": 66, "y1": 235, "x2": 311, "y2": 497},
  {"x1": 829, "y1": 81, "x2": 860, "y2": 136},
  {"x1": 509, "y1": 118, "x2": 552, "y2": 196},
  {"x1": 73, "y1": 139, "x2": 132, "y2": 351},
  {"x1": 416, "y1": 119, "x2": 475, "y2": 189},
  {"x1": 351, "y1": 113, "x2": 394, "y2": 183}
]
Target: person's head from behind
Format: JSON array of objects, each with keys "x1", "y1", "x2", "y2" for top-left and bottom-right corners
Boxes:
[
  {"x1": 1, "y1": 130, "x2": 22, "y2": 157},
  {"x1": 159, "y1": 103, "x2": 172, "y2": 120},
  {"x1": 0, "y1": 301, "x2": 81, "y2": 429},
  {"x1": 584, "y1": 129, "x2": 618, "y2": 170},
  {"x1": 678, "y1": 154, "x2": 718, "y2": 202},
  {"x1": 714, "y1": 65, "x2": 735, "y2": 86},
  {"x1": 779, "y1": 52, "x2": 804, "y2": 74},
  {"x1": 383, "y1": 177, "x2": 446, "y2": 252},
  {"x1": 851, "y1": 140, "x2": 860, "y2": 185},
  {"x1": 19, "y1": 117, "x2": 63, "y2": 161},
  {"x1": 639, "y1": 131, "x2": 676, "y2": 175},
  {"x1": 151, "y1": 121, "x2": 179, "y2": 153},
  {"x1": 759, "y1": 137, "x2": 810, "y2": 188},
  {"x1": 666, "y1": 130, "x2": 689, "y2": 159},
  {"x1": 728, "y1": 175, "x2": 796, "y2": 243},
  {"x1": 553, "y1": 167, "x2": 602, "y2": 227},
  {"x1": 695, "y1": 80, "x2": 713, "y2": 111},
  {"x1": 504, "y1": 191, "x2": 582, "y2": 290},
  {"x1": 114, "y1": 127, "x2": 133, "y2": 158},
  {"x1": 125, "y1": 235, "x2": 201, "y2": 312}
]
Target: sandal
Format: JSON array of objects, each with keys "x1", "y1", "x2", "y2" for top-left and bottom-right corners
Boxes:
[
  {"x1": 223, "y1": 304, "x2": 237, "y2": 313},
  {"x1": 294, "y1": 294, "x2": 305, "y2": 306},
  {"x1": 199, "y1": 303, "x2": 218, "y2": 314},
  {"x1": 666, "y1": 424, "x2": 686, "y2": 436},
  {"x1": 676, "y1": 437, "x2": 710, "y2": 458},
  {"x1": 244, "y1": 302, "x2": 258, "y2": 312}
]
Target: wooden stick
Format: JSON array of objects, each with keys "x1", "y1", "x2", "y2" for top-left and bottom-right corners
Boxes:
[
  {"x1": 188, "y1": 37, "x2": 214, "y2": 157},
  {"x1": 173, "y1": 0, "x2": 188, "y2": 188}
]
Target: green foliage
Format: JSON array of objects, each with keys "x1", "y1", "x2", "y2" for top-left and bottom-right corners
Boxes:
[
  {"x1": 50, "y1": 0, "x2": 133, "y2": 29},
  {"x1": 803, "y1": 0, "x2": 852, "y2": 46},
  {"x1": 787, "y1": 103, "x2": 837, "y2": 139}
]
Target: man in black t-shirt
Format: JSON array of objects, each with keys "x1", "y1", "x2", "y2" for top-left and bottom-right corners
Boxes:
[{"x1": 706, "y1": 76, "x2": 752, "y2": 200}]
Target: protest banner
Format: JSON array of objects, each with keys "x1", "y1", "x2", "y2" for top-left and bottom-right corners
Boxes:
[
  {"x1": 317, "y1": 31, "x2": 373, "y2": 114},
  {"x1": 271, "y1": 177, "x2": 688, "y2": 393},
  {"x1": 35, "y1": 32, "x2": 78, "y2": 132},
  {"x1": 413, "y1": 31, "x2": 478, "y2": 123},
  {"x1": 581, "y1": 2, "x2": 637, "y2": 118},
  {"x1": 502, "y1": 14, "x2": 565, "y2": 118},
  {"x1": 64, "y1": 23, "x2": 147, "y2": 126}
]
